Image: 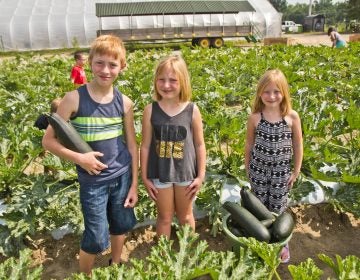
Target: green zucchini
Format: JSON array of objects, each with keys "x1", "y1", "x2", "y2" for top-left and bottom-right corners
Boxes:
[
  {"x1": 271, "y1": 211, "x2": 295, "y2": 241},
  {"x1": 260, "y1": 218, "x2": 275, "y2": 228},
  {"x1": 223, "y1": 201, "x2": 270, "y2": 242},
  {"x1": 240, "y1": 188, "x2": 274, "y2": 220},
  {"x1": 227, "y1": 218, "x2": 249, "y2": 237},
  {"x1": 47, "y1": 113, "x2": 93, "y2": 153}
]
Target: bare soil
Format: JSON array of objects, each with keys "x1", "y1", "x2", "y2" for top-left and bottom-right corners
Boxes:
[{"x1": 28, "y1": 203, "x2": 359, "y2": 280}]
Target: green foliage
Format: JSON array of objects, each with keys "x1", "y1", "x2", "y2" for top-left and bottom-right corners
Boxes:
[
  {"x1": 1, "y1": 42, "x2": 360, "y2": 259},
  {"x1": 318, "y1": 254, "x2": 360, "y2": 280},
  {"x1": 0, "y1": 248, "x2": 42, "y2": 280},
  {"x1": 347, "y1": 0, "x2": 360, "y2": 21},
  {"x1": 0, "y1": 178, "x2": 82, "y2": 256},
  {"x1": 329, "y1": 184, "x2": 360, "y2": 218},
  {"x1": 288, "y1": 258, "x2": 323, "y2": 280},
  {"x1": 239, "y1": 237, "x2": 283, "y2": 280},
  {"x1": 135, "y1": 181, "x2": 157, "y2": 222},
  {"x1": 3, "y1": 227, "x2": 359, "y2": 279},
  {"x1": 67, "y1": 225, "x2": 270, "y2": 279},
  {"x1": 196, "y1": 177, "x2": 224, "y2": 237},
  {"x1": 269, "y1": 0, "x2": 287, "y2": 12},
  {"x1": 283, "y1": 1, "x2": 349, "y2": 26}
]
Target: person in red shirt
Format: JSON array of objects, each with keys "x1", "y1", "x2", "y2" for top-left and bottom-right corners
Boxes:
[{"x1": 71, "y1": 51, "x2": 88, "y2": 87}]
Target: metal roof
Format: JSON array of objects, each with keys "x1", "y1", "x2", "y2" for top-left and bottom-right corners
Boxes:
[{"x1": 96, "y1": 1, "x2": 255, "y2": 17}]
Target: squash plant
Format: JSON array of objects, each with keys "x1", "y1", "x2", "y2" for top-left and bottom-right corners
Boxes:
[{"x1": 0, "y1": 42, "x2": 359, "y2": 260}]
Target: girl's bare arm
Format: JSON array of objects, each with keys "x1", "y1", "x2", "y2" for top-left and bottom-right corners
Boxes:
[
  {"x1": 244, "y1": 113, "x2": 258, "y2": 176},
  {"x1": 140, "y1": 104, "x2": 158, "y2": 201},
  {"x1": 123, "y1": 94, "x2": 139, "y2": 207}
]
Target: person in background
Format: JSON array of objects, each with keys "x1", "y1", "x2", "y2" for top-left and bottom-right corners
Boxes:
[
  {"x1": 244, "y1": 69, "x2": 303, "y2": 264},
  {"x1": 327, "y1": 27, "x2": 346, "y2": 48},
  {"x1": 43, "y1": 35, "x2": 138, "y2": 275},
  {"x1": 34, "y1": 97, "x2": 62, "y2": 130},
  {"x1": 70, "y1": 50, "x2": 88, "y2": 87},
  {"x1": 140, "y1": 55, "x2": 206, "y2": 239}
]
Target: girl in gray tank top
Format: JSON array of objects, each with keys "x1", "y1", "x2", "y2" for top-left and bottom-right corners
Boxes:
[{"x1": 140, "y1": 55, "x2": 206, "y2": 239}]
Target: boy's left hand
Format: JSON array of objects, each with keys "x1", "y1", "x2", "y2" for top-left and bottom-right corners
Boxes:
[{"x1": 124, "y1": 186, "x2": 138, "y2": 208}]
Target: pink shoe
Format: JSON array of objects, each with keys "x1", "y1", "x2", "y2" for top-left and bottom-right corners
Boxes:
[{"x1": 280, "y1": 244, "x2": 290, "y2": 264}]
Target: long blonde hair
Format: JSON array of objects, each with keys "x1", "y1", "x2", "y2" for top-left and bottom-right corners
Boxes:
[
  {"x1": 252, "y1": 69, "x2": 292, "y2": 116},
  {"x1": 153, "y1": 55, "x2": 192, "y2": 102}
]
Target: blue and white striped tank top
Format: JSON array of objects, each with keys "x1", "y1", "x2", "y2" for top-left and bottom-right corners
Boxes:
[{"x1": 70, "y1": 85, "x2": 131, "y2": 184}]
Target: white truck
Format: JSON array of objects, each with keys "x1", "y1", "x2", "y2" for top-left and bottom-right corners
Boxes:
[
  {"x1": 96, "y1": 1, "x2": 260, "y2": 48},
  {"x1": 282, "y1": 21, "x2": 302, "y2": 33}
]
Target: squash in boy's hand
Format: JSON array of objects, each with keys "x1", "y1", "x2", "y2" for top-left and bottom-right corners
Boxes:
[{"x1": 47, "y1": 113, "x2": 93, "y2": 153}]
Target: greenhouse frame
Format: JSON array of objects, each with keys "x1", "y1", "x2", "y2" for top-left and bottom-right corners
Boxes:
[{"x1": 0, "y1": 0, "x2": 281, "y2": 51}]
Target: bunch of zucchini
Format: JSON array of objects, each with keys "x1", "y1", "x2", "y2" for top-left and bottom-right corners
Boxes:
[{"x1": 223, "y1": 188, "x2": 295, "y2": 243}]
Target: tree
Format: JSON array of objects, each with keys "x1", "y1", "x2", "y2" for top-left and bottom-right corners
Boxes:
[
  {"x1": 282, "y1": 4, "x2": 308, "y2": 24},
  {"x1": 347, "y1": 0, "x2": 360, "y2": 20},
  {"x1": 268, "y1": 0, "x2": 287, "y2": 12}
]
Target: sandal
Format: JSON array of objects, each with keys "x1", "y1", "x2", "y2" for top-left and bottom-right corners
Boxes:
[
  {"x1": 108, "y1": 258, "x2": 123, "y2": 266},
  {"x1": 280, "y1": 244, "x2": 290, "y2": 264}
]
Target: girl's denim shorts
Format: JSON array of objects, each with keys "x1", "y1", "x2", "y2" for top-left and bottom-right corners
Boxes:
[
  {"x1": 79, "y1": 169, "x2": 137, "y2": 254},
  {"x1": 152, "y1": 179, "x2": 193, "y2": 189}
]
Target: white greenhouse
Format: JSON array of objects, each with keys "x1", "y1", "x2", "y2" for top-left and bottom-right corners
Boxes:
[{"x1": 0, "y1": 0, "x2": 281, "y2": 51}]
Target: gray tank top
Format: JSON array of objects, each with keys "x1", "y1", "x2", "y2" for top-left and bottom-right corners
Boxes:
[{"x1": 148, "y1": 102, "x2": 197, "y2": 182}]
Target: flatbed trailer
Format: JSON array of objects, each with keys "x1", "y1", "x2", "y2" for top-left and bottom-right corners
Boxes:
[{"x1": 96, "y1": 1, "x2": 258, "y2": 48}]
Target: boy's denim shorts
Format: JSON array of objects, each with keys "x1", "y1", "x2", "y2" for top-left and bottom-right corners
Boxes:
[{"x1": 79, "y1": 169, "x2": 137, "y2": 254}]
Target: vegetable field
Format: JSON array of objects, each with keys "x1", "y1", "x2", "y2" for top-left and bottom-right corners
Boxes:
[{"x1": 0, "y1": 40, "x2": 359, "y2": 279}]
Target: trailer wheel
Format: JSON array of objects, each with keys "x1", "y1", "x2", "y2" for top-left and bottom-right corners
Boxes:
[
  {"x1": 198, "y1": 38, "x2": 210, "y2": 48},
  {"x1": 211, "y1": 37, "x2": 224, "y2": 48}
]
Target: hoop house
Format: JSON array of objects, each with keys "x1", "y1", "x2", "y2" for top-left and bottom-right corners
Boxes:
[{"x1": 0, "y1": 0, "x2": 281, "y2": 51}]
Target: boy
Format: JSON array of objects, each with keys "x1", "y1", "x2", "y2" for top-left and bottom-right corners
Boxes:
[
  {"x1": 70, "y1": 51, "x2": 88, "y2": 87},
  {"x1": 43, "y1": 35, "x2": 138, "y2": 275},
  {"x1": 34, "y1": 97, "x2": 62, "y2": 130}
]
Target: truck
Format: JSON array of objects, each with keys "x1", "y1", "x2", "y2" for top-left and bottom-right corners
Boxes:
[
  {"x1": 282, "y1": 21, "x2": 303, "y2": 33},
  {"x1": 95, "y1": 1, "x2": 260, "y2": 48}
]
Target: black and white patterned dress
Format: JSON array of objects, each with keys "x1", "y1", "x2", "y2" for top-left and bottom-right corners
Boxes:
[{"x1": 248, "y1": 112, "x2": 293, "y2": 214}]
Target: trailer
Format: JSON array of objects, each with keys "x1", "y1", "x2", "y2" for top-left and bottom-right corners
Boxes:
[{"x1": 96, "y1": 1, "x2": 259, "y2": 48}]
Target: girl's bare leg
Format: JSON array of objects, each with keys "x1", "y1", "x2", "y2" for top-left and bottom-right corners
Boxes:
[
  {"x1": 155, "y1": 187, "x2": 175, "y2": 238},
  {"x1": 174, "y1": 185, "x2": 195, "y2": 230}
]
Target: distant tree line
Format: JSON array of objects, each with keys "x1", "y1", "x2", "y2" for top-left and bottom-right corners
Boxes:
[{"x1": 269, "y1": 0, "x2": 360, "y2": 26}]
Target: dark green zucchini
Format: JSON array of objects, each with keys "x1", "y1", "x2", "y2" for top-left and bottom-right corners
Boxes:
[
  {"x1": 260, "y1": 218, "x2": 275, "y2": 228},
  {"x1": 227, "y1": 218, "x2": 249, "y2": 237},
  {"x1": 223, "y1": 201, "x2": 270, "y2": 242},
  {"x1": 47, "y1": 113, "x2": 93, "y2": 153},
  {"x1": 240, "y1": 188, "x2": 274, "y2": 220},
  {"x1": 271, "y1": 211, "x2": 295, "y2": 241}
]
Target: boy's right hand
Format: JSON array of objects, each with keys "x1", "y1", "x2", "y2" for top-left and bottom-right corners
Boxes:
[{"x1": 78, "y1": 152, "x2": 108, "y2": 175}]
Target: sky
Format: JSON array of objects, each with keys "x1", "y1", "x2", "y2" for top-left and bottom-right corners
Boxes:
[{"x1": 287, "y1": 0, "x2": 344, "y2": 4}]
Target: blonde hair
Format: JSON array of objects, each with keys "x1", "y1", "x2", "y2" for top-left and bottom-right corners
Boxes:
[
  {"x1": 50, "y1": 97, "x2": 62, "y2": 113},
  {"x1": 153, "y1": 55, "x2": 192, "y2": 102},
  {"x1": 252, "y1": 69, "x2": 292, "y2": 116},
  {"x1": 88, "y1": 35, "x2": 126, "y2": 69}
]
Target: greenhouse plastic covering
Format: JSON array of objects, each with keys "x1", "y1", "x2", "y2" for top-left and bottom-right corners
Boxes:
[{"x1": 0, "y1": 0, "x2": 281, "y2": 51}]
